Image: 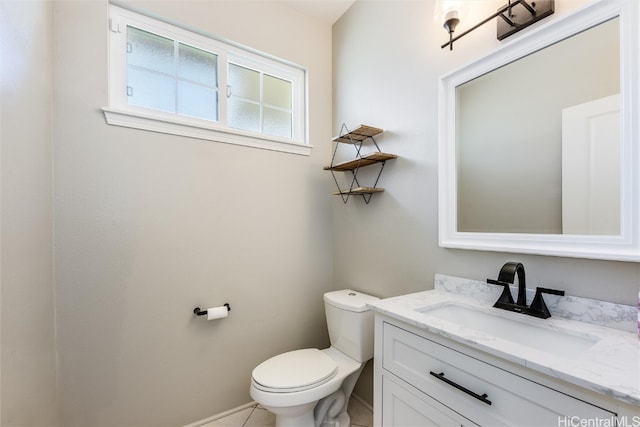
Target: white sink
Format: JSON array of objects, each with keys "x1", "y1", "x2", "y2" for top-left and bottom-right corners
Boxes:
[{"x1": 416, "y1": 303, "x2": 599, "y2": 359}]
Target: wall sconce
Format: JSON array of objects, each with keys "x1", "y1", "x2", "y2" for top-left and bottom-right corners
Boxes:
[
  {"x1": 436, "y1": 1, "x2": 464, "y2": 51},
  {"x1": 438, "y1": 0, "x2": 554, "y2": 51}
]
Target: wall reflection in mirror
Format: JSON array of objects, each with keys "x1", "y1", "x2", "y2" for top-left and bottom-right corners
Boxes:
[{"x1": 456, "y1": 17, "x2": 620, "y2": 235}]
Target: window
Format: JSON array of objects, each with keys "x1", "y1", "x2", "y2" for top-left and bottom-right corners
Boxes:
[
  {"x1": 103, "y1": 5, "x2": 309, "y2": 155},
  {"x1": 126, "y1": 27, "x2": 219, "y2": 121},
  {"x1": 228, "y1": 63, "x2": 293, "y2": 139}
]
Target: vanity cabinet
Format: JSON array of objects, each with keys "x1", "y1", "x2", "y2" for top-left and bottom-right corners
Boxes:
[
  {"x1": 374, "y1": 315, "x2": 633, "y2": 426},
  {"x1": 381, "y1": 374, "x2": 476, "y2": 426}
]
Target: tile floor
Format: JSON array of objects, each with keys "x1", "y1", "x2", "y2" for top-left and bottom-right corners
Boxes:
[{"x1": 202, "y1": 397, "x2": 373, "y2": 427}]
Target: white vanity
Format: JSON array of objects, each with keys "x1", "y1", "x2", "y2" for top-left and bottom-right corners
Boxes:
[{"x1": 369, "y1": 275, "x2": 640, "y2": 426}]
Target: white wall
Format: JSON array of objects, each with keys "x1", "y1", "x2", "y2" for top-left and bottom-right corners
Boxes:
[
  {"x1": 332, "y1": 0, "x2": 640, "y2": 405},
  {"x1": 52, "y1": 1, "x2": 333, "y2": 425},
  {"x1": 0, "y1": 1, "x2": 59, "y2": 425}
]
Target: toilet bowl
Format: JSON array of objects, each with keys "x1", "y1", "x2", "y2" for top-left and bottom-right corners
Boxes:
[
  {"x1": 250, "y1": 347, "x2": 362, "y2": 427},
  {"x1": 249, "y1": 290, "x2": 378, "y2": 427}
]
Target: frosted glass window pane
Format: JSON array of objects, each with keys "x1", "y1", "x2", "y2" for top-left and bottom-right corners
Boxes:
[
  {"x1": 264, "y1": 75, "x2": 292, "y2": 110},
  {"x1": 128, "y1": 67, "x2": 175, "y2": 113},
  {"x1": 178, "y1": 81, "x2": 217, "y2": 121},
  {"x1": 228, "y1": 98, "x2": 260, "y2": 133},
  {"x1": 179, "y1": 43, "x2": 217, "y2": 87},
  {"x1": 229, "y1": 63, "x2": 260, "y2": 101},
  {"x1": 263, "y1": 107, "x2": 292, "y2": 139},
  {"x1": 127, "y1": 27, "x2": 174, "y2": 74}
]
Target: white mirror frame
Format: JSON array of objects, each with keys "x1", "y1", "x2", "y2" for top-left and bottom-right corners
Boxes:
[{"x1": 438, "y1": 0, "x2": 640, "y2": 262}]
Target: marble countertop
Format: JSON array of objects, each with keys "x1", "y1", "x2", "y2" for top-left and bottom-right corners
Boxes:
[{"x1": 368, "y1": 274, "x2": 640, "y2": 407}]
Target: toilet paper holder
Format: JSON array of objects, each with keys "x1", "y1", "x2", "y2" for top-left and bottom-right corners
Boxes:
[{"x1": 193, "y1": 303, "x2": 231, "y2": 316}]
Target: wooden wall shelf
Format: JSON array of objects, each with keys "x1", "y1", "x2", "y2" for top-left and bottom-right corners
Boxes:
[
  {"x1": 324, "y1": 152, "x2": 397, "y2": 172},
  {"x1": 332, "y1": 187, "x2": 385, "y2": 196},
  {"x1": 332, "y1": 125, "x2": 383, "y2": 144},
  {"x1": 325, "y1": 124, "x2": 396, "y2": 204}
]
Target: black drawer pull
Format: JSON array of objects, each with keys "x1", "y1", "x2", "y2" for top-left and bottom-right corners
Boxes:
[{"x1": 429, "y1": 371, "x2": 492, "y2": 405}]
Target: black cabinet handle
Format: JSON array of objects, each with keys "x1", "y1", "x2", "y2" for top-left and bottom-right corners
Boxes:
[{"x1": 429, "y1": 371, "x2": 492, "y2": 405}]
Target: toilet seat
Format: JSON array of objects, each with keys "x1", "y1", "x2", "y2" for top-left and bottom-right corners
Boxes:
[{"x1": 252, "y1": 348, "x2": 338, "y2": 393}]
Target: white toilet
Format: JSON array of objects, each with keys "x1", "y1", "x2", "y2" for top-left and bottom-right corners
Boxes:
[{"x1": 250, "y1": 289, "x2": 379, "y2": 427}]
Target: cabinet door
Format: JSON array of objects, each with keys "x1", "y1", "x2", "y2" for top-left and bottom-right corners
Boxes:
[{"x1": 382, "y1": 374, "x2": 476, "y2": 427}]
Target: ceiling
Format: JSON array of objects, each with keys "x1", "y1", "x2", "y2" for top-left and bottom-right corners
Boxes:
[{"x1": 281, "y1": 0, "x2": 356, "y2": 25}]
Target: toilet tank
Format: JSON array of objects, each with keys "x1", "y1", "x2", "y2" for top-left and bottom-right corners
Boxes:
[{"x1": 324, "y1": 290, "x2": 379, "y2": 363}]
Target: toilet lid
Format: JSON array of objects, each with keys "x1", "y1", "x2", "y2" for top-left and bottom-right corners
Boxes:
[{"x1": 252, "y1": 349, "x2": 338, "y2": 392}]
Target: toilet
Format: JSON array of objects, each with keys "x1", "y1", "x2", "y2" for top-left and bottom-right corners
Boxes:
[{"x1": 250, "y1": 289, "x2": 379, "y2": 427}]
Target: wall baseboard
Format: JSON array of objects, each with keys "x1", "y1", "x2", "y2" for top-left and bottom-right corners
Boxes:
[
  {"x1": 182, "y1": 401, "x2": 256, "y2": 427},
  {"x1": 183, "y1": 394, "x2": 373, "y2": 427},
  {"x1": 351, "y1": 392, "x2": 373, "y2": 412}
]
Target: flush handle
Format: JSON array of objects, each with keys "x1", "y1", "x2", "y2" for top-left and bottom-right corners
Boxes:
[{"x1": 429, "y1": 371, "x2": 492, "y2": 405}]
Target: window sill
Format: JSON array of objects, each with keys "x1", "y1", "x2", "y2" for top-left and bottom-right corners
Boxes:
[{"x1": 102, "y1": 107, "x2": 312, "y2": 156}]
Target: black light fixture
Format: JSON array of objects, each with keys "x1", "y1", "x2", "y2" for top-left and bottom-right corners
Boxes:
[{"x1": 439, "y1": 0, "x2": 555, "y2": 51}]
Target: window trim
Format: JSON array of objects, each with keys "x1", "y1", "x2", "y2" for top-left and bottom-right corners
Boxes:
[{"x1": 103, "y1": 4, "x2": 311, "y2": 156}]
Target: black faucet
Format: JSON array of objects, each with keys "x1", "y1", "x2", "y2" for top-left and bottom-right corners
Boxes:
[
  {"x1": 487, "y1": 262, "x2": 527, "y2": 311},
  {"x1": 487, "y1": 262, "x2": 565, "y2": 319}
]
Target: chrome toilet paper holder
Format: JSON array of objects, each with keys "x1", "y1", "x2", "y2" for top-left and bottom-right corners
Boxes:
[{"x1": 193, "y1": 303, "x2": 231, "y2": 316}]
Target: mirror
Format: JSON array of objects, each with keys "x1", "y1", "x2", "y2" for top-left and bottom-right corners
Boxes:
[
  {"x1": 439, "y1": 0, "x2": 639, "y2": 261},
  {"x1": 457, "y1": 18, "x2": 619, "y2": 235}
]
